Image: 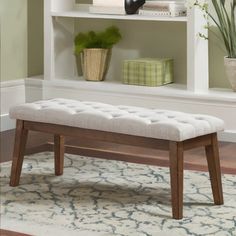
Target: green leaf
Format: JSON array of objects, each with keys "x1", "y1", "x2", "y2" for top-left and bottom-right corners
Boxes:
[{"x1": 74, "y1": 26, "x2": 122, "y2": 55}]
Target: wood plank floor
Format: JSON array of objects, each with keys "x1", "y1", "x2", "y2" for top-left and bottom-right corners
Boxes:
[{"x1": 0, "y1": 129, "x2": 236, "y2": 236}]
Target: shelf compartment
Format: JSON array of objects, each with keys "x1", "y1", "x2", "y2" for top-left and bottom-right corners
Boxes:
[{"x1": 51, "y1": 3, "x2": 187, "y2": 22}]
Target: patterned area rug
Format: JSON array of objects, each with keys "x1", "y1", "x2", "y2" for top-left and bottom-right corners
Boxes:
[{"x1": 0, "y1": 152, "x2": 235, "y2": 236}]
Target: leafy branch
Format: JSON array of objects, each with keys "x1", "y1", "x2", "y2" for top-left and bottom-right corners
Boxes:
[
  {"x1": 74, "y1": 26, "x2": 122, "y2": 55},
  {"x1": 193, "y1": 0, "x2": 236, "y2": 58}
]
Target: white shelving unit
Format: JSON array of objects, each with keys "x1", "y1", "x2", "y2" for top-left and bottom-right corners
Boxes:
[
  {"x1": 41, "y1": 0, "x2": 236, "y2": 141},
  {"x1": 44, "y1": 0, "x2": 209, "y2": 93}
]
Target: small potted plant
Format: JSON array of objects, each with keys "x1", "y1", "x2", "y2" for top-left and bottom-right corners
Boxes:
[
  {"x1": 193, "y1": 0, "x2": 236, "y2": 91},
  {"x1": 74, "y1": 26, "x2": 122, "y2": 81}
]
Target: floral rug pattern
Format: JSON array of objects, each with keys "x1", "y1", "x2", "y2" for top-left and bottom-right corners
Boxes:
[{"x1": 0, "y1": 152, "x2": 236, "y2": 236}]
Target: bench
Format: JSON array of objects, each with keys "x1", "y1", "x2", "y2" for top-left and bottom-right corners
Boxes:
[{"x1": 9, "y1": 98, "x2": 224, "y2": 219}]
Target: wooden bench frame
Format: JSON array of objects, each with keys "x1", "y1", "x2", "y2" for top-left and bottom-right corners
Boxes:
[{"x1": 10, "y1": 119, "x2": 224, "y2": 219}]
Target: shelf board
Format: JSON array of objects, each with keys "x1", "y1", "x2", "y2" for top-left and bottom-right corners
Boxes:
[
  {"x1": 51, "y1": 10, "x2": 187, "y2": 22},
  {"x1": 38, "y1": 76, "x2": 236, "y2": 103}
]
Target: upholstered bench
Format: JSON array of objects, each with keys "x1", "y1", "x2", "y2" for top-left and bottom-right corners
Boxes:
[{"x1": 9, "y1": 98, "x2": 224, "y2": 219}]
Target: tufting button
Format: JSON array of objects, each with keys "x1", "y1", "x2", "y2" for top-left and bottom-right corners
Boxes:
[
  {"x1": 41, "y1": 105, "x2": 48, "y2": 109},
  {"x1": 151, "y1": 119, "x2": 159, "y2": 123},
  {"x1": 195, "y1": 117, "x2": 204, "y2": 120},
  {"x1": 112, "y1": 114, "x2": 122, "y2": 118},
  {"x1": 104, "y1": 110, "x2": 112, "y2": 112},
  {"x1": 75, "y1": 109, "x2": 84, "y2": 113},
  {"x1": 139, "y1": 115, "x2": 149, "y2": 118}
]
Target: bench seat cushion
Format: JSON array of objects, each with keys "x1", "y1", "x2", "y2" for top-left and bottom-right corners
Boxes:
[{"x1": 9, "y1": 98, "x2": 224, "y2": 141}]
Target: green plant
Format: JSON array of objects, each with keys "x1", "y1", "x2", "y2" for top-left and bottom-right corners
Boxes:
[
  {"x1": 194, "y1": 0, "x2": 236, "y2": 58},
  {"x1": 74, "y1": 26, "x2": 122, "y2": 55}
]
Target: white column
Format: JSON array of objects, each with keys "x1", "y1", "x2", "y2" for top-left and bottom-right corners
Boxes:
[
  {"x1": 44, "y1": 0, "x2": 54, "y2": 80},
  {"x1": 187, "y1": 4, "x2": 209, "y2": 93},
  {"x1": 44, "y1": 0, "x2": 75, "y2": 80}
]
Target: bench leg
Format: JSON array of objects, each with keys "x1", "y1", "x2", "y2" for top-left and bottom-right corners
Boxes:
[
  {"x1": 169, "y1": 141, "x2": 184, "y2": 219},
  {"x1": 54, "y1": 135, "x2": 65, "y2": 176},
  {"x1": 205, "y1": 133, "x2": 224, "y2": 205},
  {"x1": 10, "y1": 120, "x2": 28, "y2": 187}
]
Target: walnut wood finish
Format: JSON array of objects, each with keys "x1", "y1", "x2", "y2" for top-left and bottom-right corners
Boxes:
[
  {"x1": 205, "y1": 133, "x2": 224, "y2": 205},
  {"x1": 183, "y1": 134, "x2": 212, "y2": 150},
  {"x1": 0, "y1": 229, "x2": 31, "y2": 236},
  {"x1": 169, "y1": 141, "x2": 184, "y2": 219},
  {"x1": 24, "y1": 121, "x2": 170, "y2": 150},
  {"x1": 9, "y1": 120, "x2": 224, "y2": 219},
  {"x1": 54, "y1": 135, "x2": 65, "y2": 176},
  {"x1": 9, "y1": 120, "x2": 28, "y2": 187}
]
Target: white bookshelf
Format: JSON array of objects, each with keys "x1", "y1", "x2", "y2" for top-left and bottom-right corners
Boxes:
[{"x1": 44, "y1": 0, "x2": 209, "y2": 93}]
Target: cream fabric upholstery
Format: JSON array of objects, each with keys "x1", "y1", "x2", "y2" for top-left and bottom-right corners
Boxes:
[{"x1": 9, "y1": 98, "x2": 224, "y2": 141}]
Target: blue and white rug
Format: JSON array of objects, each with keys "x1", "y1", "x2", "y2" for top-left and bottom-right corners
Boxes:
[{"x1": 0, "y1": 152, "x2": 235, "y2": 236}]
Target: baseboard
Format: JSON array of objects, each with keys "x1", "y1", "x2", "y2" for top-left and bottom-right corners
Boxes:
[
  {"x1": 218, "y1": 130, "x2": 236, "y2": 143},
  {"x1": 0, "y1": 79, "x2": 26, "y2": 132},
  {"x1": 0, "y1": 114, "x2": 15, "y2": 132}
]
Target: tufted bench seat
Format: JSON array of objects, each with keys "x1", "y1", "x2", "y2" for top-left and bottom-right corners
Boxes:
[{"x1": 9, "y1": 98, "x2": 224, "y2": 219}]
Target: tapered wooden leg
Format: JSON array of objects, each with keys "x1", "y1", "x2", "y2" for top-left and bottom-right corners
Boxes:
[
  {"x1": 10, "y1": 120, "x2": 28, "y2": 186},
  {"x1": 205, "y1": 133, "x2": 224, "y2": 205},
  {"x1": 54, "y1": 135, "x2": 65, "y2": 176},
  {"x1": 169, "y1": 141, "x2": 184, "y2": 219}
]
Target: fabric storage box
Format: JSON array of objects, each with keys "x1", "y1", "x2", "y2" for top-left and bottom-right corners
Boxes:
[{"x1": 122, "y1": 58, "x2": 174, "y2": 86}]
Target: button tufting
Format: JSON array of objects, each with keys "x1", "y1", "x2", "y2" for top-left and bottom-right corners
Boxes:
[
  {"x1": 41, "y1": 105, "x2": 48, "y2": 109},
  {"x1": 179, "y1": 121, "x2": 188, "y2": 124},
  {"x1": 75, "y1": 109, "x2": 84, "y2": 113},
  {"x1": 195, "y1": 117, "x2": 204, "y2": 120},
  {"x1": 102, "y1": 110, "x2": 112, "y2": 113},
  {"x1": 151, "y1": 119, "x2": 159, "y2": 123},
  {"x1": 128, "y1": 110, "x2": 138, "y2": 113},
  {"x1": 9, "y1": 98, "x2": 225, "y2": 142}
]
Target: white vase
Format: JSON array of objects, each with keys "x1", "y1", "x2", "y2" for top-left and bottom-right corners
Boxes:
[{"x1": 224, "y1": 57, "x2": 236, "y2": 92}]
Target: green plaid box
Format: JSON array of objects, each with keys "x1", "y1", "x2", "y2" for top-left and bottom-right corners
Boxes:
[{"x1": 122, "y1": 58, "x2": 174, "y2": 86}]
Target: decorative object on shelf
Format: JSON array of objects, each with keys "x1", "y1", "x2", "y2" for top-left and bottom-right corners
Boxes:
[
  {"x1": 139, "y1": 1, "x2": 187, "y2": 17},
  {"x1": 193, "y1": 0, "x2": 236, "y2": 91},
  {"x1": 90, "y1": 0, "x2": 126, "y2": 15},
  {"x1": 90, "y1": 0, "x2": 145, "y2": 15},
  {"x1": 123, "y1": 58, "x2": 174, "y2": 86},
  {"x1": 125, "y1": 0, "x2": 146, "y2": 14},
  {"x1": 74, "y1": 26, "x2": 122, "y2": 81},
  {"x1": 224, "y1": 57, "x2": 236, "y2": 92}
]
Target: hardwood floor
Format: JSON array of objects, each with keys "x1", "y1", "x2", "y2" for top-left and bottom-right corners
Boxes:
[{"x1": 0, "y1": 129, "x2": 235, "y2": 236}]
